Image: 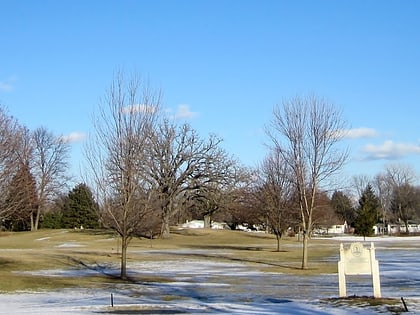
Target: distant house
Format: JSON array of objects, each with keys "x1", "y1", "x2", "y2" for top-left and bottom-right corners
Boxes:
[
  {"x1": 180, "y1": 220, "x2": 229, "y2": 230},
  {"x1": 400, "y1": 222, "x2": 420, "y2": 234},
  {"x1": 313, "y1": 221, "x2": 349, "y2": 236},
  {"x1": 375, "y1": 220, "x2": 420, "y2": 235}
]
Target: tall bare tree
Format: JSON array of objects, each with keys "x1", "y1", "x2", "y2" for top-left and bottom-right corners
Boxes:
[
  {"x1": 31, "y1": 127, "x2": 70, "y2": 231},
  {"x1": 145, "y1": 119, "x2": 231, "y2": 238},
  {"x1": 267, "y1": 95, "x2": 348, "y2": 269},
  {"x1": 85, "y1": 72, "x2": 161, "y2": 279},
  {"x1": 258, "y1": 149, "x2": 297, "y2": 251},
  {"x1": 373, "y1": 173, "x2": 393, "y2": 233}
]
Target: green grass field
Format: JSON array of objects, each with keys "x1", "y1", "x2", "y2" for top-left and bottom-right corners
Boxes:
[{"x1": 0, "y1": 228, "x2": 339, "y2": 292}]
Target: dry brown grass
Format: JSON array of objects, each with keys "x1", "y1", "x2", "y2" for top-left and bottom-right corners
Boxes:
[{"x1": 0, "y1": 228, "x2": 339, "y2": 292}]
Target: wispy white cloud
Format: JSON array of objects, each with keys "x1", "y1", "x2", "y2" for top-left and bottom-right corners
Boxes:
[
  {"x1": 122, "y1": 104, "x2": 157, "y2": 114},
  {"x1": 338, "y1": 127, "x2": 379, "y2": 139},
  {"x1": 0, "y1": 82, "x2": 13, "y2": 92},
  {"x1": 0, "y1": 76, "x2": 16, "y2": 92},
  {"x1": 362, "y1": 140, "x2": 420, "y2": 160},
  {"x1": 174, "y1": 104, "x2": 198, "y2": 119},
  {"x1": 60, "y1": 132, "x2": 86, "y2": 143}
]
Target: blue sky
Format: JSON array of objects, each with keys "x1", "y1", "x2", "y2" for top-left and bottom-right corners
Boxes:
[{"x1": 1, "y1": 0, "x2": 420, "y2": 186}]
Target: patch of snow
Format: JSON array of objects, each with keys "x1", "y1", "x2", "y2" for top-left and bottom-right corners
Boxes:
[
  {"x1": 56, "y1": 243, "x2": 85, "y2": 248},
  {"x1": 180, "y1": 220, "x2": 228, "y2": 229},
  {"x1": 330, "y1": 235, "x2": 420, "y2": 242},
  {"x1": 182, "y1": 220, "x2": 204, "y2": 228},
  {"x1": 35, "y1": 237, "x2": 51, "y2": 241},
  {"x1": 0, "y1": 289, "x2": 390, "y2": 314}
]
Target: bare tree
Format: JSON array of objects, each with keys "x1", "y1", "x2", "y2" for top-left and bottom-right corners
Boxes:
[
  {"x1": 384, "y1": 163, "x2": 416, "y2": 187},
  {"x1": 31, "y1": 127, "x2": 70, "y2": 231},
  {"x1": 184, "y1": 156, "x2": 245, "y2": 229},
  {"x1": 373, "y1": 173, "x2": 393, "y2": 233},
  {"x1": 0, "y1": 107, "x2": 26, "y2": 222},
  {"x1": 223, "y1": 183, "x2": 262, "y2": 230},
  {"x1": 384, "y1": 163, "x2": 418, "y2": 233},
  {"x1": 390, "y1": 183, "x2": 419, "y2": 233},
  {"x1": 145, "y1": 119, "x2": 230, "y2": 238},
  {"x1": 351, "y1": 174, "x2": 372, "y2": 200},
  {"x1": 266, "y1": 95, "x2": 348, "y2": 269},
  {"x1": 258, "y1": 149, "x2": 297, "y2": 251},
  {"x1": 311, "y1": 190, "x2": 340, "y2": 234},
  {"x1": 85, "y1": 72, "x2": 161, "y2": 279}
]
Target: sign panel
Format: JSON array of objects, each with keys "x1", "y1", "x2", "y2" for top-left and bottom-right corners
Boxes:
[{"x1": 341, "y1": 242, "x2": 371, "y2": 275}]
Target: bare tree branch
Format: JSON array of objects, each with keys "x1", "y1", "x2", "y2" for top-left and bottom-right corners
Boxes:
[
  {"x1": 31, "y1": 127, "x2": 70, "y2": 230},
  {"x1": 84, "y1": 71, "x2": 162, "y2": 279},
  {"x1": 266, "y1": 94, "x2": 348, "y2": 269}
]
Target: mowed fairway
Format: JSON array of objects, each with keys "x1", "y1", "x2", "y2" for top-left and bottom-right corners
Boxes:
[{"x1": 0, "y1": 228, "x2": 339, "y2": 292}]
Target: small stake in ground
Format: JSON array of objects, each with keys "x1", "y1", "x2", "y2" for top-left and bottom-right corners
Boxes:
[{"x1": 401, "y1": 297, "x2": 408, "y2": 312}]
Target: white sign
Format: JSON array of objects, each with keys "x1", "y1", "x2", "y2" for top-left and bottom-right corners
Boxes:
[{"x1": 338, "y1": 242, "x2": 381, "y2": 298}]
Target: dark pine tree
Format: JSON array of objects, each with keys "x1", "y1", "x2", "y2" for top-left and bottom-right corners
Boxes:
[
  {"x1": 61, "y1": 183, "x2": 100, "y2": 229},
  {"x1": 330, "y1": 190, "x2": 355, "y2": 227},
  {"x1": 354, "y1": 184, "x2": 380, "y2": 240}
]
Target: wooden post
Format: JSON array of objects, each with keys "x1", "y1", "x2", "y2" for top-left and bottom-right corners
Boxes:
[
  {"x1": 370, "y1": 243, "x2": 381, "y2": 298},
  {"x1": 338, "y1": 244, "x2": 347, "y2": 297}
]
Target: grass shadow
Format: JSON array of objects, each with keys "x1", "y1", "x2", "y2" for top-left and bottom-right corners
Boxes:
[
  {"x1": 152, "y1": 246, "x2": 303, "y2": 271},
  {"x1": 99, "y1": 307, "x2": 185, "y2": 314},
  {"x1": 70, "y1": 229, "x2": 116, "y2": 237}
]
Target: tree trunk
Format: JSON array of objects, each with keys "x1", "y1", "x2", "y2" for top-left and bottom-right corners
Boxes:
[
  {"x1": 120, "y1": 235, "x2": 128, "y2": 280},
  {"x1": 160, "y1": 214, "x2": 171, "y2": 239},
  {"x1": 301, "y1": 232, "x2": 309, "y2": 269},
  {"x1": 404, "y1": 220, "x2": 409, "y2": 235},
  {"x1": 30, "y1": 206, "x2": 41, "y2": 231},
  {"x1": 276, "y1": 233, "x2": 281, "y2": 252},
  {"x1": 203, "y1": 214, "x2": 211, "y2": 229},
  {"x1": 30, "y1": 212, "x2": 35, "y2": 231},
  {"x1": 34, "y1": 207, "x2": 41, "y2": 231}
]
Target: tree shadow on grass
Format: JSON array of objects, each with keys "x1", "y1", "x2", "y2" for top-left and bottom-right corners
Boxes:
[
  {"x1": 0, "y1": 257, "x2": 13, "y2": 267},
  {"x1": 98, "y1": 308, "x2": 185, "y2": 314},
  {"x1": 157, "y1": 245, "x2": 303, "y2": 271},
  {"x1": 70, "y1": 229, "x2": 115, "y2": 237}
]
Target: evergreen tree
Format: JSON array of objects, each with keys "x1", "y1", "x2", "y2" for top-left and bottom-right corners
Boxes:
[
  {"x1": 40, "y1": 195, "x2": 66, "y2": 229},
  {"x1": 41, "y1": 210, "x2": 63, "y2": 229},
  {"x1": 330, "y1": 190, "x2": 355, "y2": 226},
  {"x1": 61, "y1": 183, "x2": 100, "y2": 229},
  {"x1": 354, "y1": 184, "x2": 380, "y2": 240}
]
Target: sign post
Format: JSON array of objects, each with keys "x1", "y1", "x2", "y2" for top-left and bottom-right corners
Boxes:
[{"x1": 338, "y1": 242, "x2": 381, "y2": 298}]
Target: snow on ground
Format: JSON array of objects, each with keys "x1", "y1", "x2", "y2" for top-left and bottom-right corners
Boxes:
[
  {"x1": 55, "y1": 242, "x2": 85, "y2": 248},
  {"x1": 0, "y1": 287, "x2": 391, "y2": 315},
  {"x1": 1, "y1": 236, "x2": 420, "y2": 314}
]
